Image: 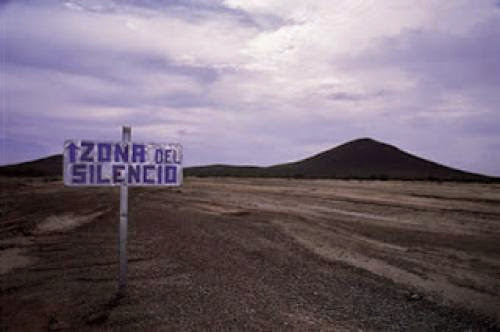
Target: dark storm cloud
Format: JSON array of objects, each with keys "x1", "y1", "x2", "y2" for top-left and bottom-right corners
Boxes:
[
  {"x1": 327, "y1": 90, "x2": 389, "y2": 101},
  {"x1": 2, "y1": 24, "x2": 219, "y2": 85},
  {"x1": 348, "y1": 18, "x2": 500, "y2": 90}
]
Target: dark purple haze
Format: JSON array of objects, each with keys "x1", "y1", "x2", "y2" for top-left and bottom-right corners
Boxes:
[{"x1": 1, "y1": 0, "x2": 499, "y2": 175}]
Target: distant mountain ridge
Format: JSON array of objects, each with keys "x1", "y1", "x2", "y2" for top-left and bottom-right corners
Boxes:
[{"x1": 0, "y1": 138, "x2": 496, "y2": 181}]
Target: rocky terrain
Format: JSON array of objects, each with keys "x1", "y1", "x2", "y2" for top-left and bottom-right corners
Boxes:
[{"x1": 1, "y1": 176, "x2": 499, "y2": 330}]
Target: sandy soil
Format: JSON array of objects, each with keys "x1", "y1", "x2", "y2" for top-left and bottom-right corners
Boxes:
[{"x1": 0, "y1": 176, "x2": 499, "y2": 330}]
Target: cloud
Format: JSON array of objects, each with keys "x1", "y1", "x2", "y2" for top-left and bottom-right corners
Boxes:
[{"x1": 1, "y1": 0, "x2": 499, "y2": 176}]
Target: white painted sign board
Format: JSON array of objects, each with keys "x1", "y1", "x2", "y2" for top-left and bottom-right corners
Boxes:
[
  {"x1": 63, "y1": 128, "x2": 182, "y2": 295},
  {"x1": 63, "y1": 140, "x2": 183, "y2": 186}
]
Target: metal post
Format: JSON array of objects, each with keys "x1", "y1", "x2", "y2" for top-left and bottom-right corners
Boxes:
[{"x1": 119, "y1": 126, "x2": 131, "y2": 295}]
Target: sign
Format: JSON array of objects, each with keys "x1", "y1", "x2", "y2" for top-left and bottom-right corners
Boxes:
[
  {"x1": 63, "y1": 140, "x2": 183, "y2": 186},
  {"x1": 63, "y1": 128, "x2": 180, "y2": 295}
]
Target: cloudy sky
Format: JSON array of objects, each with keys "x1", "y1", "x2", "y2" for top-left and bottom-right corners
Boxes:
[{"x1": 1, "y1": 0, "x2": 499, "y2": 175}]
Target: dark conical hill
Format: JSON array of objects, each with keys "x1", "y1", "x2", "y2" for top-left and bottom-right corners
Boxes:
[{"x1": 186, "y1": 138, "x2": 494, "y2": 181}]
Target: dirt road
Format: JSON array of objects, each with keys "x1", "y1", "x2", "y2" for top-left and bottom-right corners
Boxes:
[{"x1": 1, "y1": 177, "x2": 499, "y2": 330}]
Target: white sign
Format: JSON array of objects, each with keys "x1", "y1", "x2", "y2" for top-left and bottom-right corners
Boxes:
[{"x1": 63, "y1": 140, "x2": 183, "y2": 186}]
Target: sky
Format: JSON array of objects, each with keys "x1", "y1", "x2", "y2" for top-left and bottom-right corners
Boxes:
[{"x1": 1, "y1": 0, "x2": 499, "y2": 175}]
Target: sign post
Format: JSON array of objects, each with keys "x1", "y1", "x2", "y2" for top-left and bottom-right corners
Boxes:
[
  {"x1": 63, "y1": 127, "x2": 183, "y2": 295},
  {"x1": 119, "y1": 126, "x2": 131, "y2": 294}
]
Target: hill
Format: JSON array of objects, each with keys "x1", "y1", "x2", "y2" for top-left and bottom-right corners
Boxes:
[
  {"x1": 0, "y1": 138, "x2": 496, "y2": 181},
  {"x1": 0, "y1": 155, "x2": 62, "y2": 177},
  {"x1": 185, "y1": 138, "x2": 494, "y2": 181}
]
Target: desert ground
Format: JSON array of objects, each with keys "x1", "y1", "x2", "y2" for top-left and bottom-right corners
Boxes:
[{"x1": 1, "y1": 176, "x2": 499, "y2": 330}]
